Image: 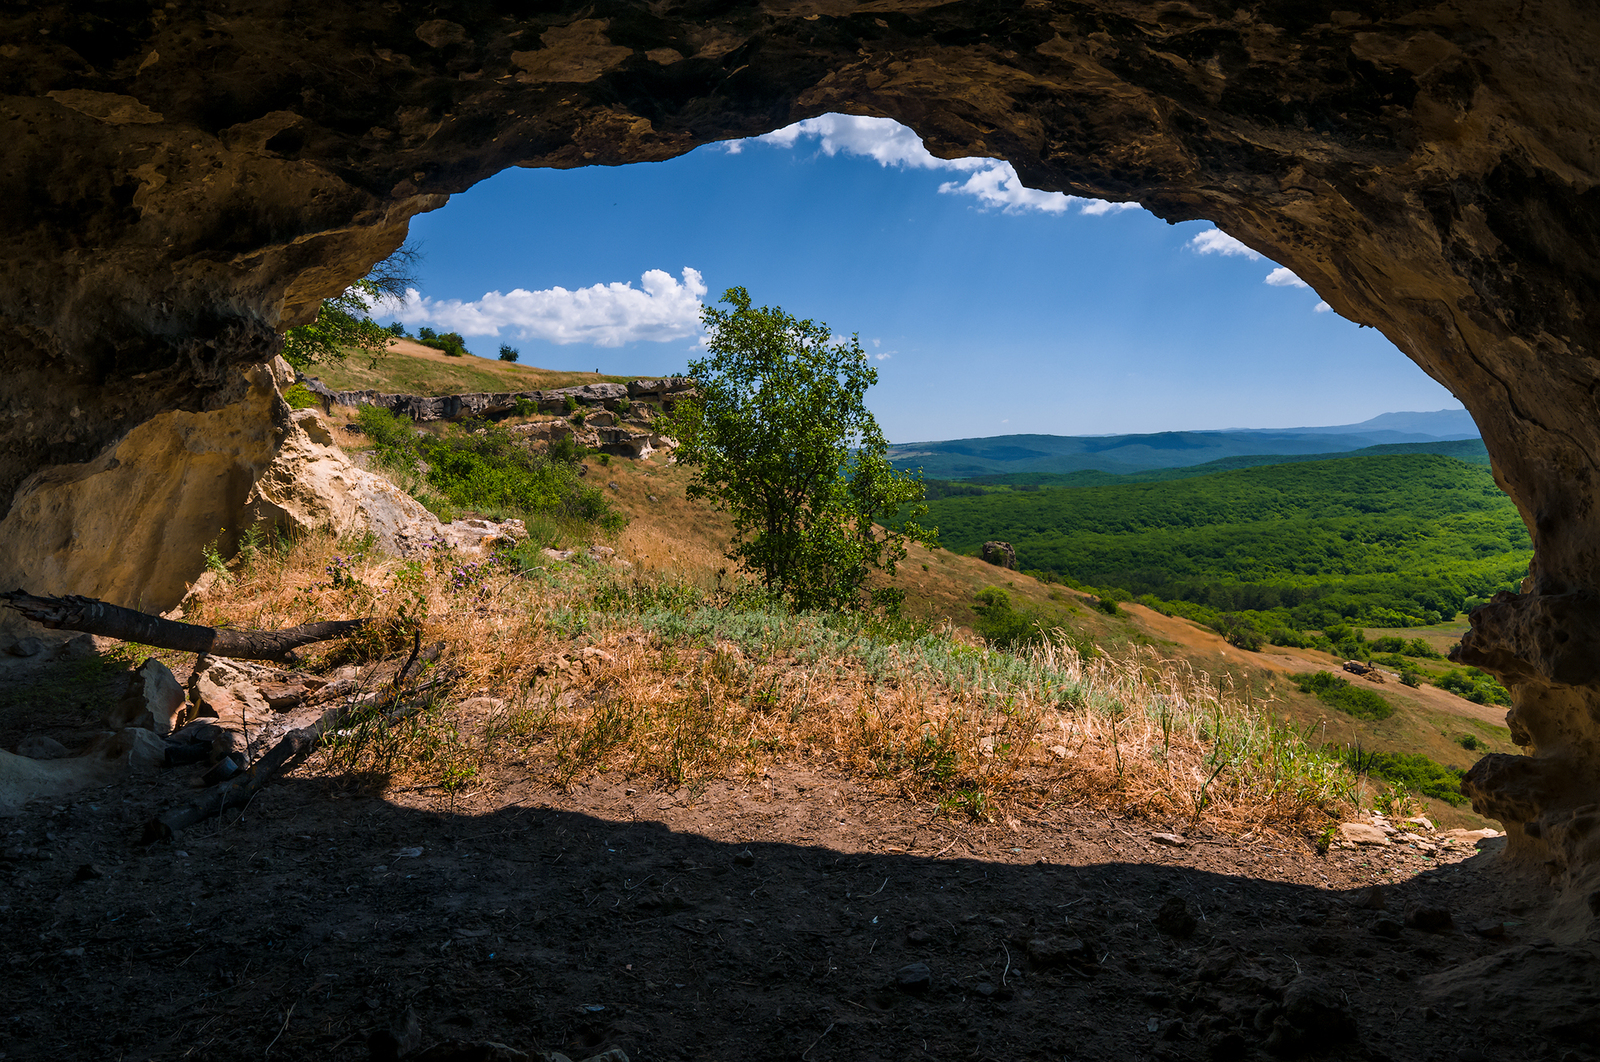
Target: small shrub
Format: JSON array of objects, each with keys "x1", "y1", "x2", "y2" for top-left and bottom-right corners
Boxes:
[
  {"x1": 564, "y1": 395, "x2": 580, "y2": 413},
  {"x1": 283, "y1": 383, "x2": 320, "y2": 409},
  {"x1": 1096, "y1": 596, "x2": 1124, "y2": 618},
  {"x1": 1354, "y1": 749, "x2": 1467, "y2": 805},
  {"x1": 1434, "y1": 667, "x2": 1512, "y2": 706},
  {"x1": 513, "y1": 397, "x2": 537, "y2": 417},
  {"x1": 1459, "y1": 733, "x2": 1484, "y2": 751},
  {"x1": 972, "y1": 587, "x2": 1043, "y2": 650},
  {"x1": 498, "y1": 343, "x2": 520, "y2": 363},
  {"x1": 1296, "y1": 671, "x2": 1395, "y2": 721}
]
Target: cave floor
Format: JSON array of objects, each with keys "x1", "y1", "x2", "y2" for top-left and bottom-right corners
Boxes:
[{"x1": 3, "y1": 760, "x2": 1595, "y2": 1062}]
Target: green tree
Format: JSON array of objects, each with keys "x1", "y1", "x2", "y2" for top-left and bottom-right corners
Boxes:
[
  {"x1": 281, "y1": 243, "x2": 420, "y2": 370},
  {"x1": 499, "y1": 343, "x2": 521, "y2": 363},
  {"x1": 667, "y1": 287, "x2": 934, "y2": 610}
]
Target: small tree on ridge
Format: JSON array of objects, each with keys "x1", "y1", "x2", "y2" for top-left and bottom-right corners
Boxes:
[{"x1": 667, "y1": 287, "x2": 934, "y2": 611}]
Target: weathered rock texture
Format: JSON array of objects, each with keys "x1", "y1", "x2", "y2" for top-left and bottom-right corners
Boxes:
[{"x1": 4, "y1": 3, "x2": 1600, "y2": 879}]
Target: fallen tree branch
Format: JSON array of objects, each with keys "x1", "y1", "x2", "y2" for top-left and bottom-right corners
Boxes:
[
  {"x1": 2, "y1": 590, "x2": 371, "y2": 662},
  {"x1": 144, "y1": 629, "x2": 429, "y2": 842},
  {"x1": 143, "y1": 713, "x2": 331, "y2": 842}
]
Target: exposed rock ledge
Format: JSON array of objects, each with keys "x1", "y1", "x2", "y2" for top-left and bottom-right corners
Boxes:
[
  {"x1": 0, "y1": 359, "x2": 524, "y2": 631},
  {"x1": 298, "y1": 376, "x2": 694, "y2": 423}
]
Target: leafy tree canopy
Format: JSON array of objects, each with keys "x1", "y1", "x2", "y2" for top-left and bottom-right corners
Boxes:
[
  {"x1": 668, "y1": 287, "x2": 934, "y2": 611},
  {"x1": 281, "y1": 243, "x2": 420, "y2": 370}
]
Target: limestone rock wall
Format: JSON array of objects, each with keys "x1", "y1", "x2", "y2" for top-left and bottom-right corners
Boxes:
[{"x1": 5, "y1": 2, "x2": 1600, "y2": 879}]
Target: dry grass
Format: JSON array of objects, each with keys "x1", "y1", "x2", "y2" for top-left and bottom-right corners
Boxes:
[{"x1": 184, "y1": 523, "x2": 1367, "y2": 836}]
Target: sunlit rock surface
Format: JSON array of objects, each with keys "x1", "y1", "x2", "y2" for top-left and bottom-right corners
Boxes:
[{"x1": 4, "y1": 2, "x2": 1600, "y2": 876}]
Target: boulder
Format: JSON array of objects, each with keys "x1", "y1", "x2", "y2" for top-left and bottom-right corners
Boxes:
[
  {"x1": 0, "y1": 728, "x2": 166, "y2": 814},
  {"x1": 981, "y1": 541, "x2": 1017, "y2": 570},
  {"x1": 105, "y1": 658, "x2": 187, "y2": 736}
]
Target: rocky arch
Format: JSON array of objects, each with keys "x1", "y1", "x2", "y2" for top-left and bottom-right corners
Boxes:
[{"x1": 4, "y1": 2, "x2": 1600, "y2": 895}]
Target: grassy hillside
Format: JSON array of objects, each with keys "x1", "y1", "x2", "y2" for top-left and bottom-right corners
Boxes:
[
  {"x1": 296, "y1": 340, "x2": 1510, "y2": 826},
  {"x1": 307, "y1": 338, "x2": 633, "y2": 395},
  {"x1": 920, "y1": 452, "x2": 1530, "y2": 628}
]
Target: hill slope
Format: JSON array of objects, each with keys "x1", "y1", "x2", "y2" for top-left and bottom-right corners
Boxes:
[
  {"x1": 921, "y1": 452, "x2": 1530, "y2": 627},
  {"x1": 889, "y1": 409, "x2": 1479, "y2": 478}
]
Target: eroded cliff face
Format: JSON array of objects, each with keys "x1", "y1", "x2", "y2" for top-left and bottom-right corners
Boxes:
[{"x1": 4, "y1": 2, "x2": 1600, "y2": 881}]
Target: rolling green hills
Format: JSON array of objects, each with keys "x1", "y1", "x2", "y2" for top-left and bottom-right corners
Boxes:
[{"x1": 919, "y1": 452, "x2": 1530, "y2": 629}]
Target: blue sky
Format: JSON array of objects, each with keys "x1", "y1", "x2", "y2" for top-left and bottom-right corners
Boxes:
[{"x1": 382, "y1": 115, "x2": 1462, "y2": 444}]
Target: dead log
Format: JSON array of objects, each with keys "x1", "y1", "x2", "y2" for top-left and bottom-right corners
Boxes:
[
  {"x1": 143, "y1": 630, "x2": 425, "y2": 841},
  {"x1": 1, "y1": 590, "x2": 371, "y2": 662}
]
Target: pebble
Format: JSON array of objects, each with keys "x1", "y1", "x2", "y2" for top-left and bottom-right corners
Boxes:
[
  {"x1": 893, "y1": 962, "x2": 932, "y2": 993},
  {"x1": 1151, "y1": 833, "x2": 1188, "y2": 848}
]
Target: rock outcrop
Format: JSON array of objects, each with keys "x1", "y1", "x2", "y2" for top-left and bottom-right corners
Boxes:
[{"x1": 5, "y1": 2, "x2": 1600, "y2": 882}]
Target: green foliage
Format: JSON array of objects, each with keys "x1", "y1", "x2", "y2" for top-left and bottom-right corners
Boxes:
[
  {"x1": 416, "y1": 327, "x2": 467, "y2": 357},
  {"x1": 1434, "y1": 667, "x2": 1512, "y2": 706},
  {"x1": 356, "y1": 405, "x2": 622, "y2": 532},
  {"x1": 282, "y1": 246, "x2": 419, "y2": 370},
  {"x1": 919, "y1": 454, "x2": 1531, "y2": 632},
  {"x1": 972, "y1": 587, "x2": 1044, "y2": 650},
  {"x1": 564, "y1": 395, "x2": 581, "y2": 413},
  {"x1": 1347, "y1": 747, "x2": 1467, "y2": 805},
  {"x1": 1214, "y1": 612, "x2": 1264, "y2": 650},
  {"x1": 282, "y1": 383, "x2": 320, "y2": 410},
  {"x1": 498, "y1": 343, "x2": 521, "y2": 363},
  {"x1": 1295, "y1": 671, "x2": 1396, "y2": 721},
  {"x1": 282, "y1": 279, "x2": 393, "y2": 370},
  {"x1": 1096, "y1": 596, "x2": 1124, "y2": 618},
  {"x1": 513, "y1": 397, "x2": 537, "y2": 417},
  {"x1": 665, "y1": 287, "x2": 935, "y2": 611}
]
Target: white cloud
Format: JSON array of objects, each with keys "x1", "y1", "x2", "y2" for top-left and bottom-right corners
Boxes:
[
  {"x1": 752, "y1": 113, "x2": 1137, "y2": 217},
  {"x1": 1189, "y1": 228, "x2": 1261, "y2": 259},
  {"x1": 872, "y1": 338, "x2": 880, "y2": 348},
  {"x1": 1079, "y1": 199, "x2": 1142, "y2": 216},
  {"x1": 1264, "y1": 266, "x2": 1309, "y2": 288},
  {"x1": 937, "y1": 163, "x2": 1071, "y2": 215},
  {"x1": 1314, "y1": 301, "x2": 1333, "y2": 313},
  {"x1": 875, "y1": 351, "x2": 893, "y2": 360},
  {"x1": 376, "y1": 267, "x2": 707, "y2": 347}
]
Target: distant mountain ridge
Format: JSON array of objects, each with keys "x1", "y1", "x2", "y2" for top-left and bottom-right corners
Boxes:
[{"x1": 889, "y1": 409, "x2": 1479, "y2": 479}]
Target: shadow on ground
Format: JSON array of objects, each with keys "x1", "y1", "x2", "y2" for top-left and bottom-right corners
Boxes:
[{"x1": 1, "y1": 765, "x2": 1594, "y2": 1062}]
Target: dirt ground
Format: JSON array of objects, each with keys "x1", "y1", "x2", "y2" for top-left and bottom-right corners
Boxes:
[{"x1": 3, "y1": 747, "x2": 1595, "y2": 1062}]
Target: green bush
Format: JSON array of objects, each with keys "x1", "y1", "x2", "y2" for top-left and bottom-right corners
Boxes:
[
  {"x1": 1095, "y1": 596, "x2": 1123, "y2": 618},
  {"x1": 356, "y1": 405, "x2": 622, "y2": 532},
  {"x1": 1296, "y1": 671, "x2": 1395, "y2": 721},
  {"x1": 499, "y1": 344, "x2": 520, "y2": 363},
  {"x1": 416, "y1": 327, "x2": 468, "y2": 357},
  {"x1": 564, "y1": 395, "x2": 580, "y2": 413},
  {"x1": 1434, "y1": 667, "x2": 1512, "y2": 706},
  {"x1": 973, "y1": 587, "x2": 1043, "y2": 650},
  {"x1": 283, "y1": 383, "x2": 320, "y2": 410},
  {"x1": 1362, "y1": 750, "x2": 1467, "y2": 805}
]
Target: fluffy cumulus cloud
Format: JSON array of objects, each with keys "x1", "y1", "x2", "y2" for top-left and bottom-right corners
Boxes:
[
  {"x1": 1188, "y1": 227, "x2": 1261, "y2": 259},
  {"x1": 753, "y1": 114, "x2": 1139, "y2": 216},
  {"x1": 1314, "y1": 301, "x2": 1333, "y2": 313},
  {"x1": 377, "y1": 268, "x2": 707, "y2": 347},
  {"x1": 1263, "y1": 266, "x2": 1309, "y2": 288}
]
